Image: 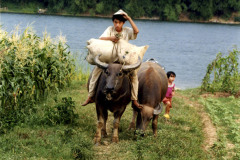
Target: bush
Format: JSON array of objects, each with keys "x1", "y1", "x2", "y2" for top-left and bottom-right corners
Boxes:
[
  {"x1": 234, "y1": 17, "x2": 240, "y2": 22},
  {"x1": 43, "y1": 97, "x2": 79, "y2": 125},
  {"x1": 201, "y1": 48, "x2": 240, "y2": 94}
]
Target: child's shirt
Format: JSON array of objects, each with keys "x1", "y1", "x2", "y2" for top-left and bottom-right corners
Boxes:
[{"x1": 165, "y1": 83, "x2": 175, "y2": 98}]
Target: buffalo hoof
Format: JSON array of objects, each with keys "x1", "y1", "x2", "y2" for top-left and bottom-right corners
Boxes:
[
  {"x1": 134, "y1": 130, "x2": 145, "y2": 137},
  {"x1": 94, "y1": 136, "x2": 101, "y2": 144},
  {"x1": 153, "y1": 131, "x2": 157, "y2": 137},
  {"x1": 101, "y1": 130, "x2": 108, "y2": 138},
  {"x1": 95, "y1": 142, "x2": 100, "y2": 146},
  {"x1": 112, "y1": 137, "x2": 119, "y2": 143}
]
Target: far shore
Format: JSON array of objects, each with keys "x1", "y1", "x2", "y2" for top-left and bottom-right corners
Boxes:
[{"x1": 1, "y1": 9, "x2": 240, "y2": 25}]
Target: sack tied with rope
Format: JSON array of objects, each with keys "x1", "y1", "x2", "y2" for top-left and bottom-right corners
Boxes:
[{"x1": 86, "y1": 38, "x2": 149, "y2": 65}]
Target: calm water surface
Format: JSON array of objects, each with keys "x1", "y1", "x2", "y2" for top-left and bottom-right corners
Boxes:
[{"x1": 1, "y1": 13, "x2": 240, "y2": 89}]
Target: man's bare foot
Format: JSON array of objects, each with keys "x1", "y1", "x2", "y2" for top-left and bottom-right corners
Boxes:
[
  {"x1": 82, "y1": 97, "x2": 94, "y2": 106},
  {"x1": 132, "y1": 100, "x2": 143, "y2": 109}
]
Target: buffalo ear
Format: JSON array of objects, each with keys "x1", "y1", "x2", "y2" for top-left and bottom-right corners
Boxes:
[{"x1": 153, "y1": 103, "x2": 163, "y2": 115}]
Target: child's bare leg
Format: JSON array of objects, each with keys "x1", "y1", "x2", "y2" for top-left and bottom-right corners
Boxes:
[{"x1": 165, "y1": 101, "x2": 171, "y2": 114}]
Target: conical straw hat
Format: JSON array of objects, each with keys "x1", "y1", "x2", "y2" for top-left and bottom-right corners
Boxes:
[{"x1": 114, "y1": 9, "x2": 128, "y2": 16}]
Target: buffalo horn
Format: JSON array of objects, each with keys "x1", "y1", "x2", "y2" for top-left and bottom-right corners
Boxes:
[
  {"x1": 94, "y1": 54, "x2": 108, "y2": 69},
  {"x1": 122, "y1": 56, "x2": 142, "y2": 72}
]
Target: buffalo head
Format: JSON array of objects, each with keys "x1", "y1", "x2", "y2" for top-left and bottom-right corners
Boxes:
[
  {"x1": 136, "y1": 103, "x2": 163, "y2": 134},
  {"x1": 94, "y1": 54, "x2": 141, "y2": 101}
]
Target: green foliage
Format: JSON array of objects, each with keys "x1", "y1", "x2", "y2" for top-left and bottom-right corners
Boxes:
[
  {"x1": 234, "y1": 16, "x2": 240, "y2": 22},
  {"x1": 95, "y1": 2, "x2": 104, "y2": 14},
  {"x1": 163, "y1": 3, "x2": 182, "y2": 21},
  {"x1": 44, "y1": 97, "x2": 79, "y2": 125},
  {"x1": 0, "y1": 26, "x2": 75, "y2": 133},
  {"x1": 125, "y1": 0, "x2": 145, "y2": 18},
  {"x1": 3, "y1": 0, "x2": 240, "y2": 21},
  {"x1": 71, "y1": 133, "x2": 95, "y2": 160},
  {"x1": 0, "y1": 126, "x2": 95, "y2": 159},
  {"x1": 199, "y1": 96, "x2": 240, "y2": 158},
  {"x1": 188, "y1": 0, "x2": 213, "y2": 20},
  {"x1": 201, "y1": 48, "x2": 240, "y2": 94},
  {"x1": 213, "y1": 0, "x2": 240, "y2": 19}
]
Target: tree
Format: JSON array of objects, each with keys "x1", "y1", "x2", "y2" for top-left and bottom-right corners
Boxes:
[
  {"x1": 213, "y1": 0, "x2": 240, "y2": 18},
  {"x1": 188, "y1": 0, "x2": 213, "y2": 20}
]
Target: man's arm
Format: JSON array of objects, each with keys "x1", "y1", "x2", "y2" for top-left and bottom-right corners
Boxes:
[
  {"x1": 123, "y1": 14, "x2": 139, "y2": 35},
  {"x1": 100, "y1": 36, "x2": 119, "y2": 43},
  {"x1": 99, "y1": 27, "x2": 119, "y2": 42}
]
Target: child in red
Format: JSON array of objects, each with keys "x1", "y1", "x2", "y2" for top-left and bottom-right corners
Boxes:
[{"x1": 163, "y1": 71, "x2": 176, "y2": 119}]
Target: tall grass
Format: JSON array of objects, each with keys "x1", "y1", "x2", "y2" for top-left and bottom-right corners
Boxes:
[{"x1": 0, "y1": 26, "x2": 75, "y2": 133}]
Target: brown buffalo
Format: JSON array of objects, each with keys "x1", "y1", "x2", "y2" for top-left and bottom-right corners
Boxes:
[
  {"x1": 88, "y1": 55, "x2": 142, "y2": 144},
  {"x1": 129, "y1": 60, "x2": 168, "y2": 136}
]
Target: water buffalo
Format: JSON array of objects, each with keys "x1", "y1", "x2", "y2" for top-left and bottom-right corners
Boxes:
[
  {"x1": 88, "y1": 55, "x2": 142, "y2": 144},
  {"x1": 129, "y1": 60, "x2": 168, "y2": 136}
]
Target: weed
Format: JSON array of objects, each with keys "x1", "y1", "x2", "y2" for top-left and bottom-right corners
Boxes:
[
  {"x1": 201, "y1": 48, "x2": 240, "y2": 94},
  {"x1": 43, "y1": 97, "x2": 79, "y2": 126}
]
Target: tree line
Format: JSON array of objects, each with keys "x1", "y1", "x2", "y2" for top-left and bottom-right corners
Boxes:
[{"x1": 3, "y1": 0, "x2": 240, "y2": 21}]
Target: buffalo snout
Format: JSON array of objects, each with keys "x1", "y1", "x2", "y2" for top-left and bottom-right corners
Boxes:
[{"x1": 105, "y1": 86, "x2": 114, "y2": 92}]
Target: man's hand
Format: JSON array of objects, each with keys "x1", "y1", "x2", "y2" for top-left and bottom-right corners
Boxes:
[
  {"x1": 122, "y1": 13, "x2": 130, "y2": 21},
  {"x1": 110, "y1": 36, "x2": 119, "y2": 43}
]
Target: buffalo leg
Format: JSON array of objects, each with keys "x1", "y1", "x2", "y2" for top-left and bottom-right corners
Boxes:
[
  {"x1": 112, "y1": 109, "x2": 125, "y2": 143},
  {"x1": 152, "y1": 115, "x2": 159, "y2": 136},
  {"x1": 94, "y1": 108, "x2": 104, "y2": 144},
  {"x1": 101, "y1": 110, "x2": 108, "y2": 137},
  {"x1": 128, "y1": 109, "x2": 138, "y2": 130}
]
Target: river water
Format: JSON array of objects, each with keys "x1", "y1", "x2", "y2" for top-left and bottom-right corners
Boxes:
[{"x1": 1, "y1": 13, "x2": 240, "y2": 89}]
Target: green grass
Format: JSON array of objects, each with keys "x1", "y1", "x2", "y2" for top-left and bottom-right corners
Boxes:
[
  {"x1": 0, "y1": 81, "x2": 215, "y2": 159},
  {"x1": 2, "y1": 80, "x2": 239, "y2": 159},
  {"x1": 2, "y1": 79, "x2": 240, "y2": 159},
  {"x1": 101, "y1": 95, "x2": 209, "y2": 160},
  {"x1": 180, "y1": 89, "x2": 240, "y2": 159},
  {"x1": 0, "y1": 81, "x2": 95, "y2": 159}
]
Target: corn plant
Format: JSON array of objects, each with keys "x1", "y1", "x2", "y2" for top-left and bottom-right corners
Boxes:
[{"x1": 0, "y1": 26, "x2": 75, "y2": 132}]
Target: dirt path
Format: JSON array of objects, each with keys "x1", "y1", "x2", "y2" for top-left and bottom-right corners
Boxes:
[
  {"x1": 175, "y1": 92, "x2": 217, "y2": 153},
  {"x1": 94, "y1": 115, "x2": 117, "y2": 159}
]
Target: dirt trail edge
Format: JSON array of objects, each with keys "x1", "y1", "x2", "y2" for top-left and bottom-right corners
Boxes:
[{"x1": 175, "y1": 92, "x2": 217, "y2": 153}]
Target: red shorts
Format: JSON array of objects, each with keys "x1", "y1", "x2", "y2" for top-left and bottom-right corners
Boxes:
[{"x1": 163, "y1": 97, "x2": 172, "y2": 108}]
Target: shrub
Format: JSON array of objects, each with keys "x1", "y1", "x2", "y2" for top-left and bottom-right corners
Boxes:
[
  {"x1": 43, "y1": 97, "x2": 79, "y2": 125},
  {"x1": 201, "y1": 48, "x2": 240, "y2": 94},
  {"x1": 234, "y1": 16, "x2": 240, "y2": 22}
]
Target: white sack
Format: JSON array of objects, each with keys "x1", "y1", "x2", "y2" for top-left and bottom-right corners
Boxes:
[{"x1": 86, "y1": 38, "x2": 149, "y2": 65}]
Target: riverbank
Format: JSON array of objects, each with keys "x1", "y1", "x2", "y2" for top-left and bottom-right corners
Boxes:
[{"x1": 1, "y1": 7, "x2": 240, "y2": 25}]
